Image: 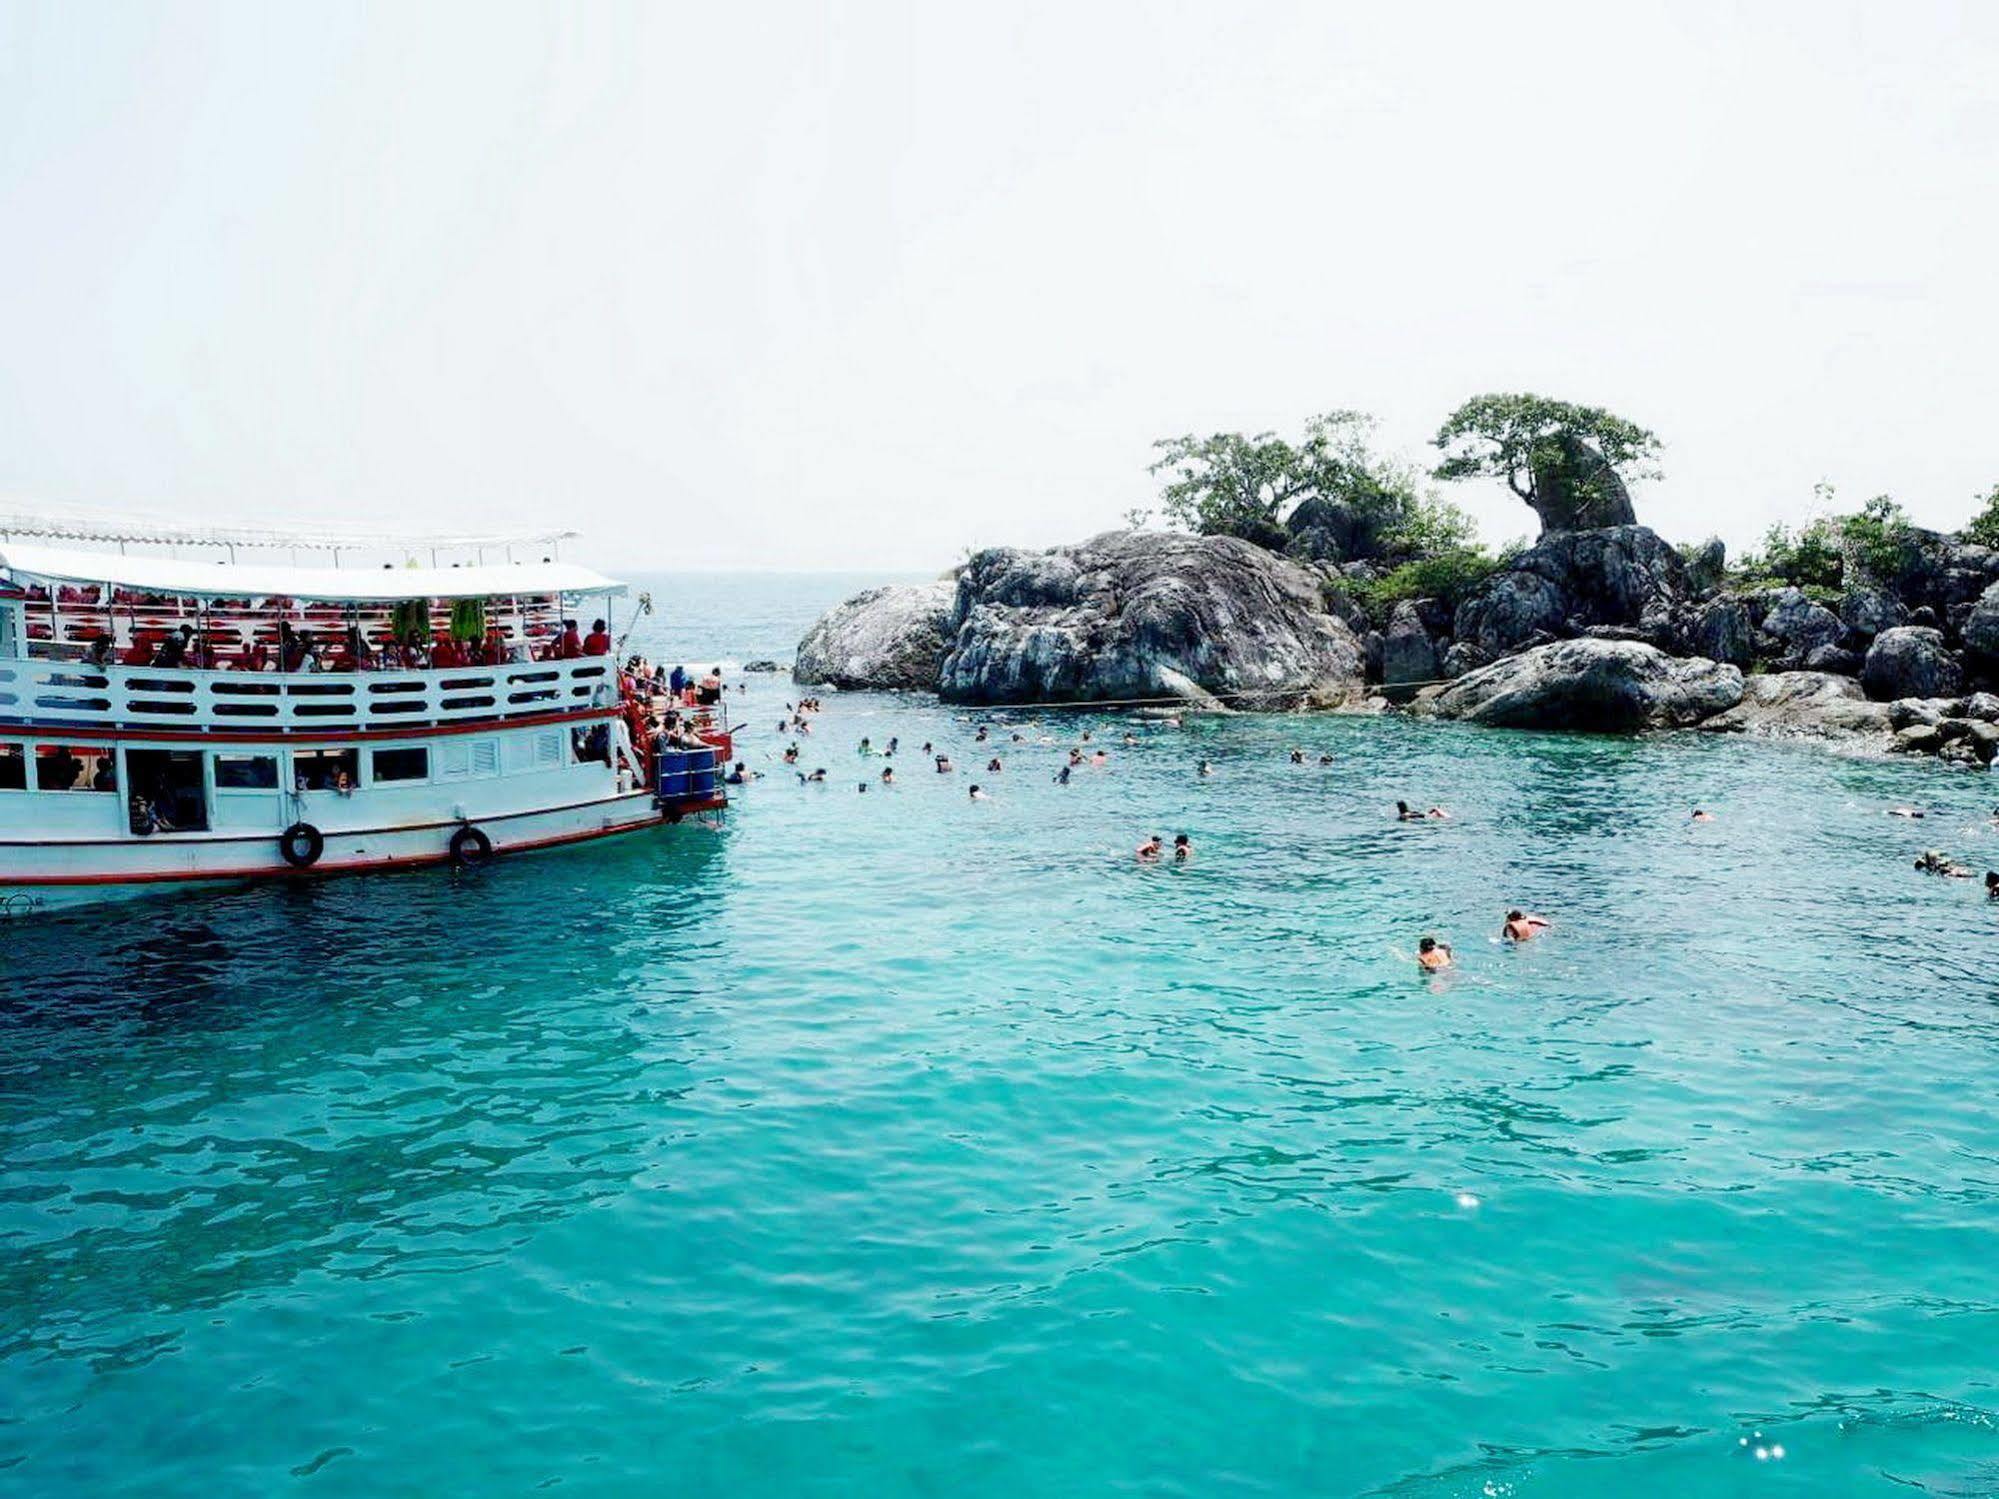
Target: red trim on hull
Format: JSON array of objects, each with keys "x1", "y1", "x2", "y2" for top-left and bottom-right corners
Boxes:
[{"x1": 0, "y1": 799, "x2": 726, "y2": 887}]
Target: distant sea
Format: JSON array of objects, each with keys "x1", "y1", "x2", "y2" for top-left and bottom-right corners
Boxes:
[{"x1": 620, "y1": 570, "x2": 930, "y2": 673}]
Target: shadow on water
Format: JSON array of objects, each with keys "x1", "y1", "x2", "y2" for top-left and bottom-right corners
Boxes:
[{"x1": 0, "y1": 828, "x2": 732, "y2": 1369}]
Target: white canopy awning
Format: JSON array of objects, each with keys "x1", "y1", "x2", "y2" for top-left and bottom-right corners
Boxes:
[{"x1": 0, "y1": 543, "x2": 625, "y2": 603}]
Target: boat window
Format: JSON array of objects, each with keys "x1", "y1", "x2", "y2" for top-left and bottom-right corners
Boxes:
[
  {"x1": 371, "y1": 747, "x2": 429, "y2": 784},
  {"x1": 0, "y1": 742, "x2": 23, "y2": 791},
  {"x1": 33, "y1": 744, "x2": 115, "y2": 791},
  {"x1": 293, "y1": 747, "x2": 359, "y2": 793},
  {"x1": 124, "y1": 748, "x2": 208, "y2": 833},
  {"x1": 214, "y1": 753, "x2": 280, "y2": 791}
]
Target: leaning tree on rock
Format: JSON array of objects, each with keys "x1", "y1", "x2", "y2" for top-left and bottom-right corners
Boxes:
[{"x1": 1432, "y1": 393, "x2": 1661, "y2": 534}]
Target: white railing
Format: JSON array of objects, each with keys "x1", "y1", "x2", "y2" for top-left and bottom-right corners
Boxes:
[{"x1": 0, "y1": 656, "x2": 617, "y2": 735}]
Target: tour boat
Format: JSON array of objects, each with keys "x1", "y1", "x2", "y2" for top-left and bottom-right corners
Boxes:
[{"x1": 0, "y1": 520, "x2": 727, "y2": 915}]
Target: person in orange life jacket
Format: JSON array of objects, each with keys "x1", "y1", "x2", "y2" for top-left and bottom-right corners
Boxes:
[
  {"x1": 584, "y1": 619, "x2": 612, "y2": 656},
  {"x1": 554, "y1": 620, "x2": 583, "y2": 660}
]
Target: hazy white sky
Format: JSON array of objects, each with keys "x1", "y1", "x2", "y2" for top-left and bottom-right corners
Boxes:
[{"x1": 2, "y1": 1, "x2": 1995, "y2": 573}]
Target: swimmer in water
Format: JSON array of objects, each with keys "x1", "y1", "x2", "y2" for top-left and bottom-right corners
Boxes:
[
  {"x1": 975, "y1": 727, "x2": 989, "y2": 743},
  {"x1": 1136, "y1": 835, "x2": 1163, "y2": 863},
  {"x1": 935, "y1": 754, "x2": 953, "y2": 773},
  {"x1": 1054, "y1": 764, "x2": 1072, "y2": 785},
  {"x1": 1691, "y1": 809, "x2": 1714, "y2": 822},
  {"x1": 1289, "y1": 749, "x2": 1304, "y2": 765},
  {"x1": 1987, "y1": 870, "x2": 1999, "y2": 899},
  {"x1": 969, "y1": 784, "x2": 988, "y2": 801},
  {"x1": 858, "y1": 781, "x2": 869, "y2": 793},
  {"x1": 1122, "y1": 733, "x2": 1139, "y2": 746},
  {"x1": 1068, "y1": 748, "x2": 1084, "y2": 767},
  {"x1": 1501, "y1": 909, "x2": 1551, "y2": 942},
  {"x1": 1915, "y1": 849, "x2": 1975, "y2": 878},
  {"x1": 1090, "y1": 750, "x2": 1108, "y2": 767},
  {"x1": 798, "y1": 767, "x2": 827, "y2": 783},
  {"x1": 1416, "y1": 936, "x2": 1453, "y2": 972},
  {"x1": 1889, "y1": 807, "x2": 1925, "y2": 819},
  {"x1": 1318, "y1": 753, "x2": 1334, "y2": 765},
  {"x1": 886, "y1": 737, "x2": 898, "y2": 757},
  {"x1": 880, "y1": 766, "x2": 895, "y2": 785},
  {"x1": 1173, "y1": 833, "x2": 1192, "y2": 862},
  {"x1": 858, "y1": 736, "x2": 873, "y2": 756},
  {"x1": 1198, "y1": 759, "x2": 1213, "y2": 777},
  {"x1": 1396, "y1": 801, "x2": 1447, "y2": 821},
  {"x1": 783, "y1": 744, "x2": 800, "y2": 765},
  {"x1": 987, "y1": 757, "x2": 1002, "y2": 773}
]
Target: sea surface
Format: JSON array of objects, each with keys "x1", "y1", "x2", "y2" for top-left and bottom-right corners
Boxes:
[{"x1": 5, "y1": 572, "x2": 1999, "y2": 1497}]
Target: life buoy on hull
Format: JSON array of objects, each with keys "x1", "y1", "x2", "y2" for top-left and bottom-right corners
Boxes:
[
  {"x1": 449, "y1": 825, "x2": 494, "y2": 868},
  {"x1": 279, "y1": 822, "x2": 325, "y2": 869}
]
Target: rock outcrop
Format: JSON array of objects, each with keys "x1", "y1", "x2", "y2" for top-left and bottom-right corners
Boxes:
[
  {"x1": 1698, "y1": 671, "x2": 1893, "y2": 742},
  {"x1": 1528, "y1": 435, "x2": 1639, "y2": 532},
  {"x1": 1453, "y1": 525, "x2": 1686, "y2": 656},
  {"x1": 937, "y1": 531, "x2": 1365, "y2": 707},
  {"x1": 1757, "y1": 587, "x2": 1843, "y2": 664},
  {"x1": 793, "y1": 581, "x2": 956, "y2": 690},
  {"x1": 1861, "y1": 626, "x2": 1964, "y2": 702},
  {"x1": 1380, "y1": 600, "x2": 1441, "y2": 687},
  {"x1": 1426, "y1": 638, "x2": 1743, "y2": 733},
  {"x1": 1965, "y1": 581, "x2": 1999, "y2": 668}
]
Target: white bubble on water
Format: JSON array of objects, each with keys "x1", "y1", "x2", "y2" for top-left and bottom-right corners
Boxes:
[{"x1": 1454, "y1": 1191, "x2": 1481, "y2": 1210}]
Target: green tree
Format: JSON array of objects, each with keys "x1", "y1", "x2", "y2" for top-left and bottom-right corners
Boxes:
[
  {"x1": 1432, "y1": 393, "x2": 1661, "y2": 528},
  {"x1": 1151, "y1": 411, "x2": 1474, "y2": 560},
  {"x1": 1961, "y1": 484, "x2": 1999, "y2": 549}
]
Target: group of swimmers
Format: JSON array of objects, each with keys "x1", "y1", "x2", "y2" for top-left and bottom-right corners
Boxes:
[{"x1": 1416, "y1": 911, "x2": 1552, "y2": 972}]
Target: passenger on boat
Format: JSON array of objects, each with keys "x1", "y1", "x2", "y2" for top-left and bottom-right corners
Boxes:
[
  {"x1": 92, "y1": 756, "x2": 117, "y2": 792},
  {"x1": 278, "y1": 622, "x2": 309, "y2": 672},
  {"x1": 697, "y1": 669, "x2": 723, "y2": 706},
  {"x1": 584, "y1": 619, "x2": 612, "y2": 656},
  {"x1": 151, "y1": 626, "x2": 194, "y2": 669},
  {"x1": 669, "y1": 664, "x2": 687, "y2": 696},
  {"x1": 35, "y1": 746, "x2": 82, "y2": 790},
  {"x1": 341, "y1": 626, "x2": 375, "y2": 671},
  {"x1": 553, "y1": 620, "x2": 583, "y2": 660},
  {"x1": 84, "y1": 634, "x2": 115, "y2": 669},
  {"x1": 241, "y1": 640, "x2": 270, "y2": 672},
  {"x1": 121, "y1": 632, "x2": 158, "y2": 667}
]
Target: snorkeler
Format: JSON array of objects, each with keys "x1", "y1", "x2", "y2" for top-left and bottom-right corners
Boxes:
[
  {"x1": 1501, "y1": 910, "x2": 1551, "y2": 941},
  {"x1": 1136, "y1": 835, "x2": 1163, "y2": 863},
  {"x1": 798, "y1": 767, "x2": 828, "y2": 783},
  {"x1": 1396, "y1": 801, "x2": 1447, "y2": 821},
  {"x1": 1416, "y1": 936, "x2": 1453, "y2": 972}
]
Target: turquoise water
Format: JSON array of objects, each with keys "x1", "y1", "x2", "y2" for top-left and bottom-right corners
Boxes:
[{"x1": 5, "y1": 576, "x2": 1999, "y2": 1497}]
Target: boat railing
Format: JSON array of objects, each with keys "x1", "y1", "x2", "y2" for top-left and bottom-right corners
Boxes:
[{"x1": 0, "y1": 656, "x2": 618, "y2": 735}]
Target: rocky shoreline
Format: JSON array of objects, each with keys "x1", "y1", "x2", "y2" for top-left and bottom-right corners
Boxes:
[{"x1": 794, "y1": 519, "x2": 1999, "y2": 769}]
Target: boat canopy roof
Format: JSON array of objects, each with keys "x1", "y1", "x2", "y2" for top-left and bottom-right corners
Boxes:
[{"x1": 0, "y1": 543, "x2": 625, "y2": 603}]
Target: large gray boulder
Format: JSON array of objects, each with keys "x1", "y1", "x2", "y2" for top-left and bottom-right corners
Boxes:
[
  {"x1": 1757, "y1": 587, "x2": 1843, "y2": 662},
  {"x1": 1427, "y1": 638, "x2": 1743, "y2": 732},
  {"x1": 936, "y1": 530, "x2": 1365, "y2": 708},
  {"x1": 1839, "y1": 584, "x2": 1907, "y2": 643},
  {"x1": 1861, "y1": 626, "x2": 1964, "y2": 701},
  {"x1": 1453, "y1": 525, "x2": 1686, "y2": 656},
  {"x1": 1964, "y1": 581, "x2": 1999, "y2": 668},
  {"x1": 1688, "y1": 597, "x2": 1754, "y2": 669},
  {"x1": 1380, "y1": 599, "x2": 1441, "y2": 687},
  {"x1": 1528, "y1": 435, "x2": 1639, "y2": 532},
  {"x1": 793, "y1": 580, "x2": 956, "y2": 690},
  {"x1": 1699, "y1": 671, "x2": 1894, "y2": 742}
]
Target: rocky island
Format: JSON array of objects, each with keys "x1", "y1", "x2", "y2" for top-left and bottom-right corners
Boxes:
[{"x1": 795, "y1": 395, "x2": 1999, "y2": 766}]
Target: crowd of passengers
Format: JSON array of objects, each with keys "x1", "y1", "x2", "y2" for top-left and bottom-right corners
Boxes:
[{"x1": 74, "y1": 617, "x2": 618, "y2": 672}]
